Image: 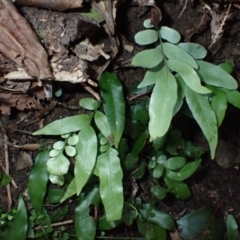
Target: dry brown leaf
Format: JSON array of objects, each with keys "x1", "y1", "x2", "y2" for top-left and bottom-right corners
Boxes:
[
  {"x1": 0, "y1": 91, "x2": 42, "y2": 115},
  {"x1": 0, "y1": 0, "x2": 53, "y2": 83},
  {"x1": 91, "y1": 0, "x2": 117, "y2": 35},
  {"x1": 16, "y1": 0, "x2": 83, "y2": 11}
]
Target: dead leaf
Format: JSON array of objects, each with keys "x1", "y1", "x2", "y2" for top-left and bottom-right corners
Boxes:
[
  {"x1": 0, "y1": 0, "x2": 53, "y2": 97},
  {"x1": 91, "y1": 0, "x2": 117, "y2": 35},
  {"x1": 15, "y1": 151, "x2": 33, "y2": 170},
  {"x1": 16, "y1": 0, "x2": 83, "y2": 11}
]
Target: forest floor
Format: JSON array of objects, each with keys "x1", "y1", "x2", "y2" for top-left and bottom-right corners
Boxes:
[{"x1": 1, "y1": 0, "x2": 240, "y2": 239}]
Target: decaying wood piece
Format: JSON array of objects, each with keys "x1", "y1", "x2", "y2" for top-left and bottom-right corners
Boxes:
[{"x1": 15, "y1": 0, "x2": 83, "y2": 11}]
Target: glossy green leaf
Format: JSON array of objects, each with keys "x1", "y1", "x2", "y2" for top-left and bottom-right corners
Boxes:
[
  {"x1": 163, "y1": 157, "x2": 186, "y2": 170},
  {"x1": 220, "y1": 89, "x2": 240, "y2": 109},
  {"x1": 3, "y1": 197, "x2": 27, "y2": 240},
  {"x1": 47, "y1": 189, "x2": 65, "y2": 204},
  {"x1": 178, "y1": 42, "x2": 207, "y2": 59},
  {"x1": 159, "y1": 26, "x2": 181, "y2": 44},
  {"x1": 60, "y1": 178, "x2": 77, "y2": 202},
  {"x1": 131, "y1": 48, "x2": 163, "y2": 68},
  {"x1": 211, "y1": 90, "x2": 227, "y2": 127},
  {"x1": 145, "y1": 222, "x2": 167, "y2": 240},
  {"x1": 166, "y1": 159, "x2": 201, "y2": 181},
  {"x1": 168, "y1": 60, "x2": 211, "y2": 94},
  {"x1": 164, "y1": 176, "x2": 191, "y2": 200},
  {"x1": 65, "y1": 145, "x2": 76, "y2": 157},
  {"x1": 185, "y1": 86, "x2": 218, "y2": 158},
  {"x1": 153, "y1": 164, "x2": 164, "y2": 178},
  {"x1": 143, "y1": 18, "x2": 154, "y2": 28},
  {"x1": 75, "y1": 187, "x2": 100, "y2": 240},
  {"x1": 173, "y1": 74, "x2": 185, "y2": 115},
  {"x1": 1, "y1": 174, "x2": 11, "y2": 186},
  {"x1": 162, "y1": 42, "x2": 198, "y2": 68},
  {"x1": 99, "y1": 72, "x2": 125, "y2": 148},
  {"x1": 197, "y1": 60, "x2": 238, "y2": 89},
  {"x1": 219, "y1": 62, "x2": 233, "y2": 73},
  {"x1": 131, "y1": 132, "x2": 148, "y2": 157},
  {"x1": 67, "y1": 133, "x2": 79, "y2": 145},
  {"x1": 157, "y1": 155, "x2": 167, "y2": 164},
  {"x1": 97, "y1": 147, "x2": 123, "y2": 220},
  {"x1": 147, "y1": 206, "x2": 175, "y2": 230},
  {"x1": 133, "y1": 161, "x2": 146, "y2": 179},
  {"x1": 94, "y1": 111, "x2": 111, "y2": 139},
  {"x1": 134, "y1": 29, "x2": 158, "y2": 45},
  {"x1": 79, "y1": 97, "x2": 100, "y2": 110},
  {"x1": 33, "y1": 114, "x2": 90, "y2": 135},
  {"x1": 98, "y1": 215, "x2": 121, "y2": 230},
  {"x1": 47, "y1": 153, "x2": 70, "y2": 176},
  {"x1": 130, "y1": 104, "x2": 149, "y2": 125},
  {"x1": 28, "y1": 150, "x2": 49, "y2": 216},
  {"x1": 50, "y1": 205, "x2": 68, "y2": 223},
  {"x1": 75, "y1": 125, "x2": 97, "y2": 195},
  {"x1": 138, "y1": 63, "x2": 164, "y2": 88},
  {"x1": 123, "y1": 153, "x2": 139, "y2": 171},
  {"x1": 227, "y1": 214, "x2": 238, "y2": 240},
  {"x1": 177, "y1": 206, "x2": 221, "y2": 239},
  {"x1": 151, "y1": 185, "x2": 168, "y2": 200},
  {"x1": 149, "y1": 67, "x2": 178, "y2": 139}
]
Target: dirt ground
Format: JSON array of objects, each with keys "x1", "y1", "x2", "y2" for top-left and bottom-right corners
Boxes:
[{"x1": 1, "y1": 0, "x2": 240, "y2": 238}]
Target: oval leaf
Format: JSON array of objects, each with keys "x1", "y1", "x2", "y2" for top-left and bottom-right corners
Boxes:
[
  {"x1": 132, "y1": 48, "x2": 163, "y2": 68},
  {"x1": 67, "y1": 133, "x2": 79, "y2": 145},
  {"x1": 178, "y1": 42, "x2": 207, "y2": 59},
  {"x1": 134, "y1": 29, "x2": 158, "y2": 45},
  {"x1": 168, "y1": 60, "x2": 211, "y2": 94},
  {"x1": 33, "y1": 114, "x2": 90, "y2": 135},
  {"x1": 227, "y1": 214, "x2": 238, "y2": 240},
  {"x1": 53, "y1": 141, "x2": 65, "y2": 150},
  {"x1": 65, "y1": 145, "x2": 77, "y2": 157},
  {"x1": 97, "y1": 147, "x2": 123, "y2": 220},
  {"x1": 75, "y1": 125, "x2": 97, "y2": 195},
  {"x1": 149, "y1": 67, "x2": 178, "y2": 139},
  {"x1": 79, "y1": 97, "x2": 100, "y2": 110},
  {"x1": 99, "y1": 72, "x2": 125, "y2": 148},
  {"x1": 162, "y1": 42, "x2": 198, "y2": 68},
  {"x1": 151, "y1": 185, "x2": 168, "y2": 200},
  {"x1": 94, "y1": 111, "x2": 111, "y2": 139},
  {"x1": 211, "y1": 90, "x2": 227, "y2": 127},
  {"x1": 28, "y1": 150, "x2": 49, "y2": 216},
  {"x1": 164, "y1": 176, "x2": 191, "y2": 200},
  {"x1": 185, "y1": 87, "x2": 218, "y2": 158},
  {"x1": 163, "y1": 157, "x2": 186, "y2": 170},
  {"x1": 138, "y1": 63, "x2": 164, "y2": 88},
  {"x1": 143, "y1": 18, "x2": 154, "y2": 28},
  {"x1": 166, "y1": 159, "x2": 201, "y2": 181},
  {"x1": 75, "y1": 187, "x2": 100, "y2": 240},
  {"x1": 159, "y1": 26, "x2": 181, "y2": 44},
  {"x1": 197, "y1": 60, "x2": 238, "y2": 89},
  {"x1": 47, "y1": 154, "x2": 70, "y2": 175}
]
